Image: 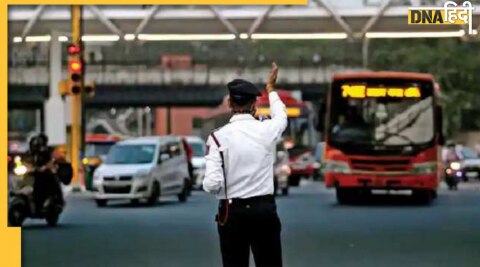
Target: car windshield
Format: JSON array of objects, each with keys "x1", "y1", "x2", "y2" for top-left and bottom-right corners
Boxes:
[
  {"x1": 189, "y1": 142, "x2": 205, "y2": 157},
  {"x1": 314, "y1": 142, "x2": 324, "y2": 161},
  {"x1": 461, "y1": 148, "x2": 478, "y2": 159},
  {"x1": 329, "y1": 80, "x2": 434, "y2": 148},
  {"x1": 85, "y1": 143, "x2": 114, "y2": 158},
  {"x1": 105, "y1": 144, "x2": 156, "y2": 164}
]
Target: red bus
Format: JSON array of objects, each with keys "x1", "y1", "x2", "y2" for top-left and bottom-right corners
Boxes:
[
  {"x1": 256, "y1": 89, "x2": 310, "y2": 143},
  {"x1": 256, "y1": 90, "x2": 320, "y2": 185},
  {"x1": 321, "y1": 72, "x2": 444, "y2": 204}
]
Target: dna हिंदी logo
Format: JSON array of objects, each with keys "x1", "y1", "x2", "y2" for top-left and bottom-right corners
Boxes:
[{"x1": 408, "y1": 1, "x2": 475, "y2": 35}]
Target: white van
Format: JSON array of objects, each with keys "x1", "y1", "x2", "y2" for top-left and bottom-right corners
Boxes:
[
  {"x1": 185, "y1": 136, "x2": 206, "y2": 189},
  {"x1": 92, "y1": 136, "x2": 190, "y2": 207}
]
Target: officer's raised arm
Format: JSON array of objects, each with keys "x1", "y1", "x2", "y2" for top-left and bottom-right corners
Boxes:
[
  {"x1": 203, "y1": 135, "x2": 224, "y2": 195},
  {"x1": 263, "y1": 62, "x2": 288, "y2": 143}
]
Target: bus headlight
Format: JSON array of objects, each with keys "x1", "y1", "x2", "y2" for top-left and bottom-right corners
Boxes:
[
  {"x1": 413, "y1": 162, "x2": 437, "y2": 174},
  {"x1": 449, "y1": 162, "x2": 461, "y2": 171},
  {"x1": 324, "y1": 160, "x2": 351, "y2": 174}
]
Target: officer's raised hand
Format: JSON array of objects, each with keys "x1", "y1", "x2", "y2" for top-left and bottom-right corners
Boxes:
[{"x1": 266, "y1": 62, "x2": 278, "y2": 93}]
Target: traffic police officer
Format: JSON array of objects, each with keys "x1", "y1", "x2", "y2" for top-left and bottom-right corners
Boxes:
[{"x1": 203, "y1": 63, "x2": 287, "y2": 267}]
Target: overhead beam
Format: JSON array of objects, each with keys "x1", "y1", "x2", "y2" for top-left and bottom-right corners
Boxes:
[
  {"x1": 10, "y1": 6, "x2": 480, "y2": 21},
  {"x1": 209, "y1": 6, "x2": 239, "y2": 35},
  {"x1": 313, "y1": 0, "x2": 355, "y2": 41},
  {"x1": 87, "y1": 5, "x2": 123, "y2": 36},
  {"x1": 409, "y1": 0, "x2": 421, "y2": 6},
  {"x1": 21, "y1": 5, "x2": 46, "y2": 38},
  {"x1": 134, "y1": 5, "x2": 160, "y2": 36},
  {"x1": 248, "y1": 6, "x2": 275, "y2": 35},
  {"x1": 360, "y1": 0, "x2": 393, "y2": 38}
]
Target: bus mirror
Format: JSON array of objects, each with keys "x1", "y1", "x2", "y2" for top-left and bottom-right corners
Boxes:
[
  {"x1": 436, "y1": 106, "x2": 445, "y2": 145},
  {"x1": 439, "y1": 134, "x2": 445, "y2": 146}
]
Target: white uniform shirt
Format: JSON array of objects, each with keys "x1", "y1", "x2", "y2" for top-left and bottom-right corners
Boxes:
[{"x1": 203, "y1": 92, "x2": 288, "y2": 199}]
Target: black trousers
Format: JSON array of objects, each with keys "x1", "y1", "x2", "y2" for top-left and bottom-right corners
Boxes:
[{"x1": 217, "y1": 195, "x2": 282, "y2": 267}]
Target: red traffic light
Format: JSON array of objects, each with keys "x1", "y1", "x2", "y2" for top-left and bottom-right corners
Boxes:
[
  {"x1": 68, "y1": 58, "x2": 83, "y2": 74},
  {"x1": 67, "y1": 44, "x2": 81, "y2": 55}
]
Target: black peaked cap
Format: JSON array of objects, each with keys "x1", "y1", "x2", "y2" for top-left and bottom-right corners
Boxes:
[{"x1": 227, "y1": 79, "x2": 262, "y2": 98}]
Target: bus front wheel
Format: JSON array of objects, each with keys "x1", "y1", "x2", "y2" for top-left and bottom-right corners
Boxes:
[
  {"x1": 336, "y1": 188, "x2": 357, "y2": 205},
  {"x1": 412, "y1": 190, "x2": 434, "y2": 205}
]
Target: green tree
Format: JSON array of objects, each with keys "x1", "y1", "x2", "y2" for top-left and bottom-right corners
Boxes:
[{"x1": 369, "y1": 38, "x2": 480, "y2": 136}]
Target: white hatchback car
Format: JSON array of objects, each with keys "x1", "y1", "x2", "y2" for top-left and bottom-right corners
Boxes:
[
  {"x1": 92, "y1": 136, "x2": 190, "y2": 207},
  {"x1": 185, "y1": 136, "x2": 206, "y2": 189}
]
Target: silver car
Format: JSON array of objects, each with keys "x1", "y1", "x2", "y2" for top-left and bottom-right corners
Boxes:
[{"x1": 93, "y1": 136, "x2": 191, "y2": 207}]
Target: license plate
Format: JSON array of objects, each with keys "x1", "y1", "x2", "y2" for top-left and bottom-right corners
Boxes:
[
  {"x1": 465, "y1": 172, "x2": 479, "y2": 178},
  {"x1": 371, "y1": 189, "x2": 412, "y2": 195}
]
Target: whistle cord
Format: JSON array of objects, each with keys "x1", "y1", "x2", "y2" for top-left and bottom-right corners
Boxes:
[{"x1": 210, "y1": 132, "x2": 228, "y2": 226}]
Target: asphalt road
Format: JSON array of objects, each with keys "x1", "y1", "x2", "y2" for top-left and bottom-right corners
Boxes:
[{"x1": 22, "y1": 181, "x2": 480, "y2": 267}]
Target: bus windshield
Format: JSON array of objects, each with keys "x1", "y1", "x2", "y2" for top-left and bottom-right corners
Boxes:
[{"x1": 329, "y1": 79, "x2": 434, "y2": 148}]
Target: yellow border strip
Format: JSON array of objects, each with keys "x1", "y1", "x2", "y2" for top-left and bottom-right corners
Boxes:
[
  {"x1": 3, "y1": 3, "x2": 22, "y2": 267},
  {"x1": 2, "y1": 1, "x2": 307, "y2": 267},
  {"x1": 9, "y1": 0, "x2": 307, "y2": 4}
]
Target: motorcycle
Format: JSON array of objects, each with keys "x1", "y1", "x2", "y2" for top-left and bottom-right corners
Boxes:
[
  {"x1": 8, "y1": 162, "x2": 72, "y2": 227},
  {"x1": 444, "y1": 161, "x2": 462, "y2": 190}
]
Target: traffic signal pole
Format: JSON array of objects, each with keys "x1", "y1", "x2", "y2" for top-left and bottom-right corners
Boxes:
[{"x1": 71, "y1": 5, "x2": 82, "y2": 191}]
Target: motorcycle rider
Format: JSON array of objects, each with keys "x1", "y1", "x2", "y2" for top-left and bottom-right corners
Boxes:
[
  {"x1": 28, "y1": 134, "x2": 67, "y2": 211},
  {"x1": 444, "y1": 141, "x2": 462, "y2": 190}
]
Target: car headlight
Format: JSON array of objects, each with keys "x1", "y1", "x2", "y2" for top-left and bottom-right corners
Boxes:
[
  {"x1": 135, "y1": 170, "x2": 150, "y2": 179},
  {"x1": 281, "y1": 164, "x2": 291, "y2": 175},
  {"x1": 324, "y1": 160, "x2": 351, "y2": 174},
  {"x1": 93, "y1": 173, "x2": 102, "y2": 181},
  {"x1": 449, "y1": 162, "x2": 461, "y2": 171},
  {"x1": 13, "y1": 165, "x2": 27, "y2": 176},
  {"x1": 413, "y1": 162, "x2": 437, "y2": 174}
]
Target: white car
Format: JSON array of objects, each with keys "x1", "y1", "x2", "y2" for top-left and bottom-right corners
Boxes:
[
  {"x1": 185, "y1": 136, "x2": 206, "y2": 189},
  {"x1": 460, "y1": 147, "x2": 480, "y2": 180},
  {"x1": 93, "y1": 136, "x2": 190, "y2": 207},
  {"x1": 274, "y1": 141, "x2": 291, "y2": 196}
]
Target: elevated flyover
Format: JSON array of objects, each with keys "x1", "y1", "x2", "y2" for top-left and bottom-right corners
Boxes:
[{"x1": 8, "y1": 2, "x2": 480, "y2": 41}]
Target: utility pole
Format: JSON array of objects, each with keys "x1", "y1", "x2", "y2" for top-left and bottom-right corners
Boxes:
[
  {"x1": 166, "y1": 106, "x2": 172, "y2": 135},
  {"x1": 70, "y1": 5, "x2": 83, "y2": 191}
]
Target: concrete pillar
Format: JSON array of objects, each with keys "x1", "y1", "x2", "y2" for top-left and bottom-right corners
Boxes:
[
  {"x1": 44, "y1": 32, "x2": 66, "y2": 146},
  {"x1": 362, "y1": 37, "x2": 370, "y2": 69},
  {"x1": 35, "y1": 109, "x2": 42, "y2": 132},
  {"x1": 145, "y1": 107, "x2": 152, "y2": 136},
  {"x1": 137, "y1": 108, "x2": 144, "y2": 136}
]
